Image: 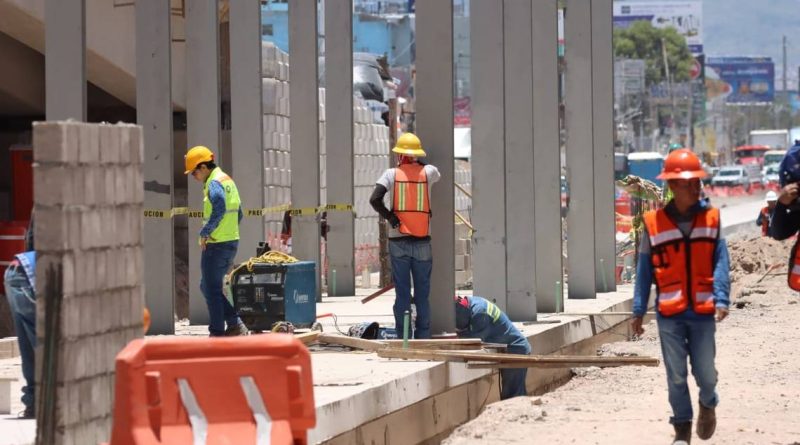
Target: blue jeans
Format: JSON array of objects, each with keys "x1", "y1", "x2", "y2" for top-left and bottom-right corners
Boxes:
[
  {"x1": 500, "y1": 343, "x2": 531, "y2": 400},
  {"x1": 657, "y1": 315, "x2": 719, "y2": 424},
  {"x1": 200, "y1": 241, "x2": 242, "y2": 336},
  {"x1": 389, "y1": 238, "x2": 432, "y2": 339},
  {"x1": 4, "y1": 265, "x2": 36, "y2": 411}
]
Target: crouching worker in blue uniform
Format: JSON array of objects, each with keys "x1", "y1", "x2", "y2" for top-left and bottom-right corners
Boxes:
[{"x1": 454, "y1": 295, "x2": 532, "y2": 400}]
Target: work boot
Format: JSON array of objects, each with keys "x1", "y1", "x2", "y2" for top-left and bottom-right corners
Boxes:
[
  {"x1": 225, "y1": 322, "x2": 250, "y2": 336},
  {"x1": 696, "y1": 403, "x2": 716, "y2": 440},
  {"x1": 673, "y1": 421, "x2": 692, "y2": 445},
  {"x1": 18, "y1": 406, "x2": 34, "y2": 419}
]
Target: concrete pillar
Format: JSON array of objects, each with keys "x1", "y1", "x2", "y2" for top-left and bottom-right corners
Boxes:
[
  {"x1": 503, "y1": 0, "x2": 537, "y2": 320},
  {"x1": 324, "y1": 0, "x2": 355, "y2": 296},
  {"x1": 288, "y1": 0, "x2": 321, "y2": 299},
  {"x1": 136, "y1": 0, "x2": 175, "y2": 335},
  {"x1": 416, "y1": 0, "x2": 455, "y2": 333},
  {"x1": 33, "y1": 122, "x2": 144, "y2": 445},
  {"x1": 45, "y1": 0, "x2": 86, "y2": 121},
  {"x1": 230, "y1": 0, "x2": 264, "y2": 264},
  {"x1": 591, "y1": 0, "x2": 616, "y2": 293},
  {"x1": 532, "y1": 0, "x2": 564, "y2": 312},
  {"x1": 185, "y1": 0, "x2": 221, "y2": 323},
  {"x1": 565, "y1": 0, "x2": 596, "y2": 299},
  {"x1": 471, "y1": 0, "x2": 507, "y2": 308}
]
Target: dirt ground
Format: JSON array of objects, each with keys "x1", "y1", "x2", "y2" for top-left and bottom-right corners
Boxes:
[{"x1": 445, "y1": 233, "x2": 800, "y2": 445}]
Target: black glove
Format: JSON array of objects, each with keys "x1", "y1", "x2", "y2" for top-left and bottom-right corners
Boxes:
[{"x1": 388, "y1": 213, "x2": 401, "y2": 229}]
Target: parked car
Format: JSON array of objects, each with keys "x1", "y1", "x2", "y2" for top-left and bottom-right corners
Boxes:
[
  {"x1": 711, "y1": 165, "x2": 761, "y2": 189},
  {"x1": 763, "y1": 164, "x2": 780, "y2": 186},
  {"x1": 702, "y1": 166, "x2": 719, "y2": 186}
]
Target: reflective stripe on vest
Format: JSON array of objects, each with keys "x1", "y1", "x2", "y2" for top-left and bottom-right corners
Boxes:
[
  {"x1": 787, "y1": 239, "x2": 800, "y2": 291},
  {"x1": 485, "y1": 301, "x2": 502, "y2": 323},
  {"x1": 203, "y1": 167, "x2": 241, "y2": 243},
  {"x1": 392, "y1": 163, "x2": 430, "y2": 237},
  {"x1": 643, "y1": 207, "x2": 720, "y2": 317}
]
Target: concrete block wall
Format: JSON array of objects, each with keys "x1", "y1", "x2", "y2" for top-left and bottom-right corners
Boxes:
[
  {"x1": 261, "y1": 43, "x2": 390, "y2": 273},
  {"x1": 454, "y1": 160, "x2": 473, "y2": 288},
  {"x1": 33, "y1": 121, "x2": 144, "y2": 445}
]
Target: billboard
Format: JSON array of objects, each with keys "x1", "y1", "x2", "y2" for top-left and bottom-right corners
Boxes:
[
  {"x1": 705, "y1": 57, "x2": 775, "y2": 104},
  {"x1": 613, "y1": 1, "x2": 703, "y2": 54}
]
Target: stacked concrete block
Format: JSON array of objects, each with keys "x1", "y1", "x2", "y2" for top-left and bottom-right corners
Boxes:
[
  {"x1": 455, "y1": 222, "x2": 473, "y2": 288},
  {"x1": 33, "y1": 121, "x2": 144, "y2": 445},
  {"x1": 454, "y1": 160, "x2": 472, "y2": 214},
  {"x1": 352, "y1": 96, "x2": 390, "y2": 272},
  {"x1": 261, "y1": 44, "x2": 391, "y2": 271}
]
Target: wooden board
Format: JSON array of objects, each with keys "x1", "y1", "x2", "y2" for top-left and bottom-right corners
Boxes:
[
  {"x1": 376, "y1": 348, "x2": 659, "y2": 368},
  {"x1": 294, "y1": 331, "x2": 321, "y2": 345}
]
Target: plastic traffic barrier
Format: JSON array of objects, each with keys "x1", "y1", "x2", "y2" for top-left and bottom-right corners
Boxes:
[{"x1": 105, "y1": 335, "x2": 315, "y2": 445}]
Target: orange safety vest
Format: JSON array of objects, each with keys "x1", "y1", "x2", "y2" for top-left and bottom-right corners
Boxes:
[
  {"x1": 392, "y1": 163, "x2": 431, "y2": 237},
  {"x1": 788, "y1": 240, "x2": 800, "y2": 291},
  {"x1": 643, "y1": 207, "x2": 720, "y2": 317},
  {"x1": 760, "y1": 206, "x2": 770, "y2": 237}
]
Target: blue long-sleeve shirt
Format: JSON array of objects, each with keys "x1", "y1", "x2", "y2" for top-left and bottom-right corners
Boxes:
[
  {"x1": 633, "y1": 200, "x2": 731, "y2": 318},
  {"x1": 455, "y1": 296, "x2": 532, "y2": 355},
  {"x1": 199, "y1": 179, "x2": 243, "y2": 239}
]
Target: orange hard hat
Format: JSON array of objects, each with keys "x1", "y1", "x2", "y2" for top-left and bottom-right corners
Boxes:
[
  {"x1": 184, "y1": 146, "x2": 214, "y2": 174},
  {"x1": 657, "y1": 148, "x2": 707, "y2": 180}
]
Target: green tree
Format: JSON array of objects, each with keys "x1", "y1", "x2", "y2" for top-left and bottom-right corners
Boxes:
[{"x1": 614, "y1": 21, "x2": 695, "y2": 86}]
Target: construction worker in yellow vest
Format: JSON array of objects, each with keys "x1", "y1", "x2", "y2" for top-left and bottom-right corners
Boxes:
[
  {"x1": 631, "y1": 149, "x2": 730, "y2": 444},
  {"x1": 370, "y1": 133, "x2": 440, "y2": 339},
  {"x1": 184, "y1": 146, "x2": 249, "y2": 337}
]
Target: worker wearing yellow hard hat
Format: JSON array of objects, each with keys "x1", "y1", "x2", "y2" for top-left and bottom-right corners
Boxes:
[
  {"x1": 369, "y1": 132, "x2": 440, "y2": 339},
  {"x1": 391, "y1": 132, "x2": 427, "y2": 157},
  {"x1": 184, "y1": 146, "x2": 249, "y2": 337}
]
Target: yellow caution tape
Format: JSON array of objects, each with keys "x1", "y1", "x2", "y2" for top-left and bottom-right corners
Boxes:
[{"x1": 144, "y1": 203, "x2": 354, "y2": 219}]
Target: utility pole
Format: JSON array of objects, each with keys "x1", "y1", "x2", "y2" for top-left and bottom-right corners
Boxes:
[
  {"x1": 782, "y1": 35, "x2": 790, "y2": 132},
  {"x1": 661, "y1": 37, "x2": 677, "y2": 143}
]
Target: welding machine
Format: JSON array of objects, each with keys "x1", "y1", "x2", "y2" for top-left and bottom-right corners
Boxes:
[{"x1": 231, "y1": 260, "x2": 317, "y2": 332}]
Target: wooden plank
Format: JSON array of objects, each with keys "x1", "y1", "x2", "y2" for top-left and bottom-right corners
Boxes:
[
  {"x1": 294, "y1": 331, "x2": 321, "y2": 345},
  {"x1": 382, "y1": 339, "x2": 482, "y2": 347},
  {"x1": 376, "y1": 348, "x2": 659, "y2": 368},
  {"x1": 543, "y1": 312, "x2": 655, "y2": 317},
  {"x1": 466, "y1": 359, "x2": 657, "y2": 369},
  {"x1": 360, "y1": 284, "x2": 395, "y2": 304},
  {"x1": 317, "y1": 334, "x2": 386, "y2": 351}
]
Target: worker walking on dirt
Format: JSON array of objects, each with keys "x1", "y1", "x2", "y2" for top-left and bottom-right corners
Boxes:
[
  {"x1": 369, "y1": 133, "x2": 440, "y2": 339},
  {"x1": 756, "y1": 191, "x2": 778, "y2": 237},
  {"x1": 185, "y1": 146, "x2": 249, "y2": 337},
  {"x1": 631, "y1": 149, "x2": 730, "y2": 444},
  {"x1": 454, "y1": 296, "x2": 531, "y2": 400}
]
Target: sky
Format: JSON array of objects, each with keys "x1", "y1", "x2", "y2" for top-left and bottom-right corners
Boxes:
[{"x1": 701, "y1": 0, "x2": 800, "y2": 90}]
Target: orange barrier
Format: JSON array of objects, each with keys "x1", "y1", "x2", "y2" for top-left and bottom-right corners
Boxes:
[{"x1": 105, "y1": 335, "x2": 315, "y2": 445}]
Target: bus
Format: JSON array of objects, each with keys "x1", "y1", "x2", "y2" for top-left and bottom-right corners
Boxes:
[{"x1": 733, "y1": 145, "x2": 770, "y2": 166}]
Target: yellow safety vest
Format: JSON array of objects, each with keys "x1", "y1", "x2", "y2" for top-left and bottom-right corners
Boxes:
[{"x1": 203, "y1": 167, "x2": 241, "y2": 243}]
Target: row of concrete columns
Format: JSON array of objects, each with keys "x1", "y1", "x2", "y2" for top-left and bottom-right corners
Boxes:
[{"x1": 44, "y1": 0, "x2": 615, "y2": 335}]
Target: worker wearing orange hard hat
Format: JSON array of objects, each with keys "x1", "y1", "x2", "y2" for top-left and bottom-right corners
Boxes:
[
  {"x1": 631, "y1": 149, "x2": 730, "y2": 444},
  {"x1": 184, "y1": 146, "x2": 248, "y2": 337}
]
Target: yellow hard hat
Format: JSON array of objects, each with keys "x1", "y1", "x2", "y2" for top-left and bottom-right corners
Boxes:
[
  {"x1": 392, "y1": 133, "x2": 426, "y2": 157},
  {"x1": 184, "y1": 146, "x2": 214, "y2": 174}
]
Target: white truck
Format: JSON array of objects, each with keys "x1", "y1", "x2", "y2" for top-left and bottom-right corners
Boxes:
[{"x1": 750, "y1": 129, "x2": 790, "y2": 150}]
